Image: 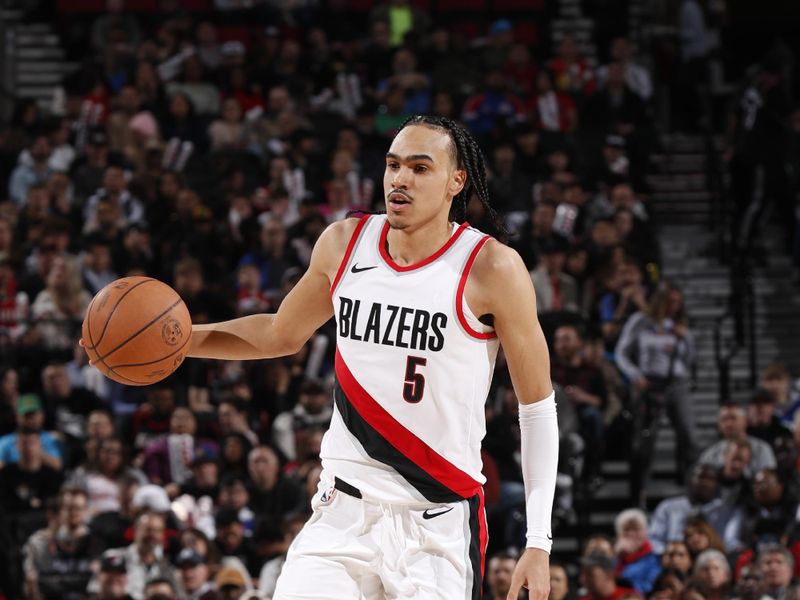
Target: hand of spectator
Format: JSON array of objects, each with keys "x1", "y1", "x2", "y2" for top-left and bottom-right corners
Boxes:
[
  {"x1": 673, "y1": 323, "x2": 688, "y2": 338},
  {"x1": 565, "y1": 386, "x2": 599, "y2": 406},
  {"x1": 634, "y1": 377, "x2": 649, "y2": 392}
]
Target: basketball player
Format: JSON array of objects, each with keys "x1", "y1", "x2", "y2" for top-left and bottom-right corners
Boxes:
[{"x1": 187, "y1": 116, "x2": 558, "y2": 599}]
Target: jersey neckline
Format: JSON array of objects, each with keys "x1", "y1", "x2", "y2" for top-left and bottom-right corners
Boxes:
[{"x1": 378, "y1": 219, "x2": 469, "y2": 272}]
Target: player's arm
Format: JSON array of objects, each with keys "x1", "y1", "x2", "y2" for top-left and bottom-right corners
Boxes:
[
  {"x1": 467, "y1": 240, "x2": 557, "y2": 600},
  {"x1": 188, "y1": 219, "x2": 357, "y2": 360}
]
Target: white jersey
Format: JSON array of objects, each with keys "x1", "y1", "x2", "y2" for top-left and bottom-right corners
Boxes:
[{"x1": 322, "y1": 214, "x2": 500, "y2": 505}]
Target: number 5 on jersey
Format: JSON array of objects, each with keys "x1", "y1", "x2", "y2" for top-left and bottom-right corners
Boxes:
[{"x1": 403, "y1": 356, "x2": 427, "y2": 403}]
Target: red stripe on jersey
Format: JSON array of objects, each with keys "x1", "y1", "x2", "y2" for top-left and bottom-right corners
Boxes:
[
  {"x1": 477, "y1": 487, "x2": 488, "y2": 580},
  {"x1": 456, "y1": 236, "x2": 498, "y2": 340},
  {"x1": 330, "y1": 215, "x2": 370, "y2": 298},
  {"x1": 379, "y1": 220, "x2": 470, "y2": 272},
  {"x1": 335, "y1": 349, "x2": 482, "y2": 499}
]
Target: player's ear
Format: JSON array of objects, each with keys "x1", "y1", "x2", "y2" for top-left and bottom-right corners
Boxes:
[{"x1": 449, "y1": 169, "x2": 466, "y2": 196}]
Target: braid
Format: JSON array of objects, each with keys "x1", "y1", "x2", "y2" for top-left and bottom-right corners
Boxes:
[{"x1": 397, "y1": 115, "x2": 508, "y2": 237}]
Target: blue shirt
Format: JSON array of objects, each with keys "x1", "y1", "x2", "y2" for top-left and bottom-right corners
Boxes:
[{"x1": 0, "y1": 431, "x2": 63, "y2": 463}]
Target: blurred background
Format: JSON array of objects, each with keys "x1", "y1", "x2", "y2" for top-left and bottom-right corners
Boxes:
[{"x1": 0, "y1": 0, "x2": 799, "y2": 599}]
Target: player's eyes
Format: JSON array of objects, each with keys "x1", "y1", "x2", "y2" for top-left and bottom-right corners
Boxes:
[
  {"x1": 414, "y1": 165, "x2": 427, "y2": 173},
  {"x1": 387, "y1": 162, "x2": 399, "y2": 170}
]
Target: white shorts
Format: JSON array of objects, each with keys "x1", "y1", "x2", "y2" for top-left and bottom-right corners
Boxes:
[{"x1": 272, "y1": 476, "x2": 487, "y2": 600}]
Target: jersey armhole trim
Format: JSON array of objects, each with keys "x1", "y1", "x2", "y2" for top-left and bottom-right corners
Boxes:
[
  {"x1": 330, "y1": 214, "x2": 370, "y2": 298},
  {"x1": 456, "y1": 235, "x2": 498, "y2": 340}
]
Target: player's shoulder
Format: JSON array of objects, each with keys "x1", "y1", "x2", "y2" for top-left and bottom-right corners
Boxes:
[
  {"x1": 311, "y1": 216, "x2": 368, "y2": 272},
  {"x1": 317, "y1": 216, "x2": 365, "y2": 250},
  {"x1": 471, "y1": 238, "x2": 529, "y2": 285}
]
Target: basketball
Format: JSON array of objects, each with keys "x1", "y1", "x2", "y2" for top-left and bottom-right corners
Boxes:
[{"x1": 82, "y1": 276, "x2": 192, "y2": 386}]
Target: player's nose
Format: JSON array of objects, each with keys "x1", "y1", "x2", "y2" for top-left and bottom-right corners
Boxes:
[{"x1": 391, "y1": 165, "x2": 412, "y2": 188}]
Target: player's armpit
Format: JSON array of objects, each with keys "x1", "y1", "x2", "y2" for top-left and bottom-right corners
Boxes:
[
  {"x1": 189, "y1": 218, "x2": 359, "y2": 360},
  {"x1": 467, "y1": 241, "x2": 552, "y2": 404}
]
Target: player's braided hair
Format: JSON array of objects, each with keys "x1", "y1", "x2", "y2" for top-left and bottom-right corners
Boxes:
[{"x1": 397, "y1": 115, "x2": 506, "y2": 235}]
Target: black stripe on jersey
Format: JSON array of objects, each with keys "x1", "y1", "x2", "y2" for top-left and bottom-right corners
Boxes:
[
  {"x1": 467, "y1": 494, "x2": 484, "y2": 600},
  {"x1": 333, "y1": 380, "x2": 462, "y2": 503}
]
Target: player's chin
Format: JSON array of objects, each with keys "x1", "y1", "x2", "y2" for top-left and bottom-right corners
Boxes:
[{"x1": 386, "y1": 213, "x2": 410, "y2": 230}]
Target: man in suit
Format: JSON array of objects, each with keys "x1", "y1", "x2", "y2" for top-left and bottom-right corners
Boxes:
[{"x1": 531, "y1": 234, "x2": 579, "y2": 314}]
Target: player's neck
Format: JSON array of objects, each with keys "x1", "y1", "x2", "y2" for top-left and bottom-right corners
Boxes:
[{"x1": 385, "y1": 218, "x2": 454, "y2": 267}]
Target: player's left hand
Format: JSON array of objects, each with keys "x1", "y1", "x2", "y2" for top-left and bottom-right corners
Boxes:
[{"x1": 508, "y1": 548, "x2": 550, "y2": 600}]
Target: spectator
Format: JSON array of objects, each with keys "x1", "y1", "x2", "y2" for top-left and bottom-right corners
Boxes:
[
  {"x1": 550, "y1": 562, "x2": 573, "y2": 600},
  {"x1": 68, "y1": 436, "x2": 146, "y2": 516},
  {"x1": 208, "y1": 99, "x2": 249, "y2": 152},
  {"x1": 462, "y1": 69, "x2": 526, "y2": 138},
  {"x1": 551, "y1": 323, "x2": 607, "y2": 487},
  {"x1": 731, "y1": 563, "x2": 768, "y2": 600},
  {"x1": 121, "y1": 512, "x2": 174, "y2": 600},
  {"x1": 178, "y1": 450, "x2": 219, "y2": 501},
  {"x1": 579, "y1": 552, "x2": 640, "y2": 600},
  {"x1": 548, "y1": 34, "x2": 596, "y2": 99},
  {"x1": 737, "y1": 468, "x2": 797, "y2": 549},
  {"x1": 661, "y1": 541, "x2": 693, "y2": 576},
  {"x1": 0, "y1": 426, "x2": 64, "y2": 543},
  {"x1": 143, "y1": 577, "x2": 178, "y2": 600},
  {"x1": 531, "y1": 235, "x2": 580, "y2": 314},
  {"x1": 256, "y1": 514, "x2": 305, "y2": 597},
  {"x1": 616, "y1": 282, "x2": 698, "y2": 505},
  {"x1": 25, "y1": 487, "x2": 99, "y2": 600},
  {"x1": 759, "y1": 364, "x2": 800, "y2": 426},
  {"x1": 528, "y1": 70, "x2": 578, "y2": 133},
  {"x1": 91, "y1": 549, "x2": 133, "y2": 600},
  {"x1": 716, "y1": 438, "x2": 754, "y2": 507},
  {"x1": 174, "y1": 548, "x2": 218, "y2": 600},
  {"x1": 143, "y1": 407, "x2": 216, "y2": 486},
  {"x1": 368, "y1": 0, "x2": 430, "y2": 47},
  {"x1": 692, "y1": 549, "x2": 731, "y2": 600},
  {"x1": 214, "y1": 567, "x2": 247, "y2": 600},
  {"x1": 213, "y1": 507, "x2": 256, "y2": 570},
  {"x1": 698, "y1": 404, "x2": 777, "y2": 479},
  {"x1": 758, "y1": 544, "x2": 794, "y2": 599},
  {"x1": 30, "y1": 253, "x2": 91, "y2": 354},
  {"x1": 486, "y1": 551, "x2": 517, "y2": 600},
  {"x1": 41, "y1": 361, "x2": 104, "y2": 456},
  {"x1": 649, "y1": 569, "x2": 687, "y2": 600},
  {"x1": 82, "y1": 236, "x2": 119, "y2": 295},
  {"x1": 746, "y1": 388, "x2": 790, "y2": 444},
  {"x1": 613, "y1": 508, "x2": 661, "y2": 595},
  {"x1": 649, "y1": 463, "x2": 740, "y2": 554},
  {"x1": 246, "y1": 446, "x2": 305, "y2": 523},
  {"x1": 0, "y1": 393, "x2": 63, "y2": 468},
  {"x1": 271, "y1": 379, "x2": 332, "y2": 462},
  {"x1": 683, "y1": 515, "x2": 726, "y2": 559},
  {"x1": 83, "y1": 166, "x2": 146, "y2": 235},
  {"x1": 9, "y1": 135, "x2": 53, "y2": 207},
  {"x1": 597, "y1": 37, "x2": 653, "y2": 101}
]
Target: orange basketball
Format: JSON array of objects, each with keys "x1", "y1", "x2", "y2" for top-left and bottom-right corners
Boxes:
[{"x1": 82, "y1": 276, "x2": 192, "y2": 386}]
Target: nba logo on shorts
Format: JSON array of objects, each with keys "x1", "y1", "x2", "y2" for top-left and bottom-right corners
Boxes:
[{"x1": 319, "y1": 486, "x2": 337, "y2": 505}]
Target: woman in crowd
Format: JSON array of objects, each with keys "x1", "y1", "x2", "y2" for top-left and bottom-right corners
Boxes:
[{"x1": 616, "y1": 282, "x2": 698, "y2": 506}]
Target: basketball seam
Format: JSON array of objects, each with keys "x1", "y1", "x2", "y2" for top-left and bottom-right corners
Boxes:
[
  {"x1": 108, "y1": 333, "x2": 191, "y2": 369},
  {"x1": 92, "y1": 278, "x2": 156, "y2": 349},
  {"x1": 96, "y1": 298, "x2": 183, "y2": 363}
]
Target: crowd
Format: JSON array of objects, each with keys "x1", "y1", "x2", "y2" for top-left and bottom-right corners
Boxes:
[{"x1": 0, "y1": 0, "x2": 798, "y2": 599}]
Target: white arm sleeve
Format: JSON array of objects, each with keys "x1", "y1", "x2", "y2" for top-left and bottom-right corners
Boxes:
[{"x1": 518, "y1": 391, "x2": 559, "y2": 553}]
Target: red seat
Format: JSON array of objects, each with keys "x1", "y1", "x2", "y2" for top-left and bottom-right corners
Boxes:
[
  {"x1": 348, "y1": 0, "x2": 374, "y2": 10},
  {"x1": 436, "y1": 0, "x2": 487, "y2": 10},
  {"x1": 493, "y1": 0, "x2": 544, "y2": 9},
  {"x1": 217, "y1": 25, "x2": 256, "y2": 48},
  {"x1": 514, "y1": 21, "x2": 539, "y2": 45}
]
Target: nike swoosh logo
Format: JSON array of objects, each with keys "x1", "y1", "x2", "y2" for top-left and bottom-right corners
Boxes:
[
  {"x1": 351, "y1": 264, "x2": 378, "y2": 273},
  {"x1": 547, "y1": 534, "x2": 553, "y2": 541},
  {"x1": 422, "y1": 507, "x2": 454, "y2": 520}
]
